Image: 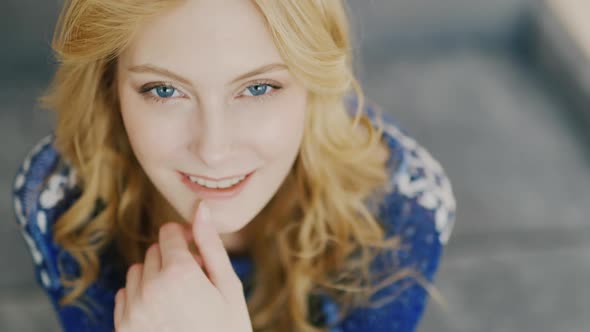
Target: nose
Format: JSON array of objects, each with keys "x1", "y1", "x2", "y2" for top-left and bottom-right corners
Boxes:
[{"x1": 189, "y1": 104, "x2": 233, "y2": 168}]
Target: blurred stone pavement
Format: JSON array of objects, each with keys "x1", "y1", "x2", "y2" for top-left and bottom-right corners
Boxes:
[{"x1": 2, "y1": 0, "x2": 590, "y2": 331}]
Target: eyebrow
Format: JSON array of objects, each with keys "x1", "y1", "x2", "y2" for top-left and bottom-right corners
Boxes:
[{"x1": 127, "y1": 63, "x2": 288, "y2": 86}]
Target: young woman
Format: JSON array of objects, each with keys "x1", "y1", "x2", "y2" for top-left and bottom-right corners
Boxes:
[{"x1": 11, "y1": 0, "x2": 456, "y2": 331}]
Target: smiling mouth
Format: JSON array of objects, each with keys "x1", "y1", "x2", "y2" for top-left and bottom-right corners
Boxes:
[
  {"x1": 179, "y1": 170, "x2": 255, "y2": 198},
  {"x1": 185, "y1": 173, "x2": 248, "y2": 189}
]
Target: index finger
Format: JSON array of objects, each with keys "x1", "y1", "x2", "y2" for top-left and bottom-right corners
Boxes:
[{"x1": 158, "y1": 222, "x2": 194, "y2": 269}]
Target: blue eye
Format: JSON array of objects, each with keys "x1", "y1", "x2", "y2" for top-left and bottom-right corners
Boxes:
[
  {"x1": 139, "y1": 84, "x2": 185, "y2": 104},
  {"x1": 153, "y1": 85, "x2": 177, "y2": 98},
  {"x1": 245, "y1": 84, "x2": 273, "y2": 97}
]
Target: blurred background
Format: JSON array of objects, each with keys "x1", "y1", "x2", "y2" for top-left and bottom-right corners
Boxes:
[{"x1": 2, "y1": 0, "x2": 590, "y2": 331}]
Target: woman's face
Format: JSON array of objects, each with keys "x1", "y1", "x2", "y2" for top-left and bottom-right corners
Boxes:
[{"x1": 116, "y1": 0, "x2": 307, "y2": 234}]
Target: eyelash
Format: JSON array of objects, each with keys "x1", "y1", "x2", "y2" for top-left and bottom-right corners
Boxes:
[{"x1": 137, "y1": 80, "x2": 283, "y2": 104}]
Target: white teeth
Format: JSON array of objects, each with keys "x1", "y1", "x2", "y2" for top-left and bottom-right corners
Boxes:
[
  {"x1": 205, "y1": 179, "x2": 218, "y2": 188},
  {"x1": 188, "y1": 174, "x2": 246, "y2": 189}
]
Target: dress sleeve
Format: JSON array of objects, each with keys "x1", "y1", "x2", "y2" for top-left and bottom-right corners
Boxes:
[
  {"x1": 11, "y1": 135, "x2": 116, "y2": 332},
  {"x1": 325, "y1": 123, "x2": 457, "y2": 332}
]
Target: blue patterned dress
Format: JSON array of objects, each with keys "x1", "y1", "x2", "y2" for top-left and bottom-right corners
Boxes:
[{"x1": 11, "y1": 103, "x2": 456, "y2": 331}]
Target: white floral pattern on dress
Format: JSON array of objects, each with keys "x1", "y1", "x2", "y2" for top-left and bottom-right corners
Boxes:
[
  {"x1": 382, "y1": 123, "x2": 456, "y2": 244},
  {"x1": 14, "y1": 196, "x2": 26, "y2": 226},
  {"x1": 12, "y1": 136, "x2": 58, "y2": 270},
  {"x1": 21, "y1": 231, "x2": 43, "y2": 265},
  {"x1": 39, "y1": 173, "x2": 69, "y2": 209},
  {"x1": 20, "y1": 135, "x2": 53, "y2": 174},
  {"x1": 13, "y1": 173, "x2": 25, "y2": 191},
  {"x1": 40, "y1": 269, "x2": 51, "y2": 288},
  {"x1": 37, "y1": 210, "x2": 48, "y2": 234}
]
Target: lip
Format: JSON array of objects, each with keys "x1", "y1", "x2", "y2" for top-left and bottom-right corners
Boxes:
[
  {"x1": 181, "y1": 171, "x2": 252, "y2": 182},
  {"x1": 179, "y1": 170, "x2": 255, "y2": 199}
]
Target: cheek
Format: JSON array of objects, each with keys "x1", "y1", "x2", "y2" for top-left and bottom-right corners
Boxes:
[
  {"x1": 244, "y1": 97, "x2": 307, "y2": 160},
  {"x1": 251, "y1": 117, "x2": 302, "y2": 159},
  {"x1": 119, "y1": 90, "x2": 189, "y2": 163}
]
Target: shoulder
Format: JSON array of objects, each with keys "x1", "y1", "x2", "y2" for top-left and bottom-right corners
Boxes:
[
  {"x1": 12, "y1": 134, "x2": 80, "y2": 233},
  {"x1": 322, "y1": 100, "x2": 457, "y2": 331},
  {"x1": 347, "y1": 97, "x2": 457, "y2": 247},
  {"x1": 362, "y1": 100, "x2": 457, "y2": 286},
  {"x1": 11, "y1": 134, "x2": 80, "y2": 292},
  {"x1": 12, "y1": 135, "x2": 120, "y2": 330},
  {"x1": 378, "y1": 112, "x2": 456, "y2": 246}
]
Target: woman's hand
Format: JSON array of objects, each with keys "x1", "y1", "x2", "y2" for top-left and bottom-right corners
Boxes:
[{"x1": 113, "y1": 202, "x2": 252, "y2": 332}]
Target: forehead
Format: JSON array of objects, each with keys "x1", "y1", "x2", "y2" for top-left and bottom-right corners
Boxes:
[{"x1": 120, "y1": 0, "x2": 283, "y2": 80}]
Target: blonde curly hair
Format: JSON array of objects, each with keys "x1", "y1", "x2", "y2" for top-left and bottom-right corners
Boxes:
[{"x1": 40, "y1": 0, "x2": 425, "y2": 330}]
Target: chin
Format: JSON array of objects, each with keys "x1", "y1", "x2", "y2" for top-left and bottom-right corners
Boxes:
[
  {"x1": 210, "y1": 212, "x2": 251, "y2": 234},
  {"x1": 178, "y1": 202, "x2": 249, "y2": 234}
]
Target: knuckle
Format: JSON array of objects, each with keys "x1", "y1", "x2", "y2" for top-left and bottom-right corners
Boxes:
[
  {"x1": 128, "y1": 263, "x2": 143, "y2": 274},
  {"x1": 127, "y1": 305, "x2": 144, "y2": 322},
  {"x1": 141, "y1": 281, "x2": 160, "y2": 298},
  {"x1": 115, "y1": 288, "x2": 125, "y2": 302},
  {"x1": 114, "y1": 318, "x2": 125, "y2": 331},
  {"x1": 169, "y1": 251, "x2": 194, "y2": 265},
  {"x1": 126, "y1": 263, "x2": 143, "y2": 280},
  {"x1": 159, "y1": 222, "x2": 180, "y2": 237},
  {"x1": 162, "y1": 260, "x2": 189, "y2": 276},
  {"x1": 146, "y1": 243, "x2": 160, "y2": 257}
]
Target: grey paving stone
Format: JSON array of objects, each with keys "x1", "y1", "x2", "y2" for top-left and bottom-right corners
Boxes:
[
  {"x1": 1, "y1": 0, "x2": 60, "y2": 80},
  {"x1": 533, "y1": 0, "x2": 590, "y2": 127},
  {"x1": 0, "y1": 288, "x2": 60, "y2": 332},
  {"x1": 348, "y1": 0, "x2": 533, "y2": 57},
  {"x1": 420, "y1": 245, "x2": 590, "y2": 332},
  {"x1": 1, "y1": 82, "x2": 54, "y2": 290},
  {"x1": 365, "y1": 49, "x2": 590, "y2": 236}
]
